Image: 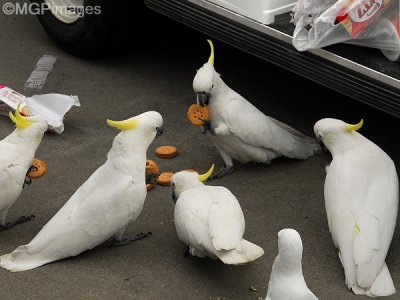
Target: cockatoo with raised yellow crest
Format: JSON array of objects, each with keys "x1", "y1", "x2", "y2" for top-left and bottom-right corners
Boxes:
[
  {"x1": 193, "y1": 40, "x2": 319, "y2": 179},
  {"x1": 314, "y1": 118, "x2": 398, "y2": 297},
  {"x1": 0, "y1": 104, "x2": 48, "y2": 231},
  {"x1": 171, "y1": 165, "x2": 264, "y2": 264},
  {"x1": 0, "y1": 111, "x2": 163, "y2": 272}
]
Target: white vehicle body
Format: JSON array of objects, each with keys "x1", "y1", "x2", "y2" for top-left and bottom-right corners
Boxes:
[
  {"x1": 34, "y1": 0, "x2": 400, "y2": 118},
  {"x1": 207, "y1": 0, "x2": 297, "y2": 24}
]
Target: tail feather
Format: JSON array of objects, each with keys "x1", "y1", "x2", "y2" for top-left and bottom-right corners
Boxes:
[
  {"x1": 217, "y1": 239, "x2": 264, "y2": 265},
  {"x1": 367, "y1": 263, "x2": 396, "y2": 297},
  {"x1": 270, "y1": 117, "x2": 320, "y2": 159},
  {"x1": 282, "y1": 135, "x2": 320, "y2": 160},
  {"x1": 351, "y1": 283, "x2": 366, "y2": 295},
  {"x1": 0, "y1": 245, "x2": 51, "y2": 272},
  {"x1": 295, "y1": 136, "x2": 320, "y2": 158},
  {"x1": 270, "y1": 117, "x2": 309, "y2": 139}
]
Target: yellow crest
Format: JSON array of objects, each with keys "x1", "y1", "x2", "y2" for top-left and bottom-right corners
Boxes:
[
  {"x1": 198, "y1": 164, "x2": 215, "y2": 182},
  {"x1": 345, "y1": 119, "x2": 364, "y2": 132},
  {"x1": 9, "y1": 103, "x2": 32, "y2": 129},
  {"x1": 207, "y1": 39, "x2": 214, "y2": 65},
  {"x1": 106, "y1": 118, "x2": 139, "y2": 131}
]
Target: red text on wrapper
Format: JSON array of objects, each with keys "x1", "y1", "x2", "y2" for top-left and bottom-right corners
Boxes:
[{"x1": 336, "y1": 0, "x2": 389, "y2": 37}]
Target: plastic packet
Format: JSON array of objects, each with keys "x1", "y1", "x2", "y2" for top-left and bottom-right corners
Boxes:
[
  {"x1": 0, "y1": 85, "x2": 80, "y2": 134},
  {"x1": 292, "y1": 0, "x2": 400, "y2": 61}
]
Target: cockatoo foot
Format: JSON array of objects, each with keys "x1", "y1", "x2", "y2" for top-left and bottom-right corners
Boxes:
[
  {"x1": 23, "y1": 178, "x2": 32, "y2": 188},
  {"x1": 146, "y1": 173, "x2": 160, "y2": 185},
  {"x1": 0, "y1": 215, "x2": 35, "y2": 231},
  {"x1": 199, "y1": 119, "x2": 215, "y2": 135},
  {"x1": 209, "y1": 165, "x2": 236, "y2": 180},
  {"x1": 112, "y1": 232, "x2": 152, "y2": 247}
]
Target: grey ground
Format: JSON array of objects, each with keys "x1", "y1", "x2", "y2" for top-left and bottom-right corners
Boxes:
[{"x1": 0, "y1": 5, "x2": 399, "y2": 300}]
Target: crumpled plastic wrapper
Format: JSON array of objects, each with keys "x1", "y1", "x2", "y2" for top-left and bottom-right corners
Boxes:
[
  {"x1": 292, "y1": 0, "x2": 337, "y2": 25},
  {"x1": 0, "y1": 85, "x2": 80, "y2": 134},
  {"x1": 292, "y1": 0, "x2": 400, "y2": 61}
]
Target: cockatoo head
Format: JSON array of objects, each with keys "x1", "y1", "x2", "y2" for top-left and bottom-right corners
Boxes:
[
  {"x1": 314, "y1": 118, "x2": 364, "y2": 153},
  {"x1": 193, "y1": 40, "x2": 220, "y2": 106},
  {"x1": 277, "y1": 228, "x2": 303, "y2": 262},
  {"x1": 9, "y1": 104, "x2": 48, "y2": 138},
  {"x1": 107, "y1": 111, "x2": 164, "y2": 149},
  {"x1": 171, "y1": 164, "x2": 215, "y2": 202}
]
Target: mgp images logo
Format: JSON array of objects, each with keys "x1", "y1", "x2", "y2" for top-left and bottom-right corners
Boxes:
[{"x1": 2, "y1": 2, "x2": 101, "y2": 17}]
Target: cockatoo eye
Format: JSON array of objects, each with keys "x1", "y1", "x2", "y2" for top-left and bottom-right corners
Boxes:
[{"x1": 211, "y1": 84, "x2": 214, "y2": 89}]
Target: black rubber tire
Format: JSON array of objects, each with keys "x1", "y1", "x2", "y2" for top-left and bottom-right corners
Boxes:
[{"x1": 31, "y1": 0, "x2": 147, "y2": 57}]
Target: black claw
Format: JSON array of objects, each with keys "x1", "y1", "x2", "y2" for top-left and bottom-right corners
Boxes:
[
  {"x1": 209, "y1": 165, "x2": 236, "y2": 180},
  {"x1": 112, "y1": 232, "x2": 152, "y2": 247},
  {"x1": 23, "y1": 178, "x2": 32, "y2": 188},
  {"x1": 146, "y1": 173, "x2": 160, "y2": 185},
  {"x1": 198, "y1": 118, "x2": 215, "y2": 135},
  {"x1": 198, "y1": 118, "x2": 210, "y2": 126},
  {"x1": 29, "y1": 165, "x2": 39, "y2": 172},
  {"x1": 23, "y1": 214, "x2": 35, "y2": 220}
]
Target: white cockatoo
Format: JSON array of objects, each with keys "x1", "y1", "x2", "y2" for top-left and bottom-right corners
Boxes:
[
  {"x1": 266, "y1": 229, "x2": 318, "y2": 300},
  {"x1": 314, "y1": 118, "x2": 398, "y2": 297},
  {"x1": 0, "y1": 111, "x2": 164, "y2": 272},
  {"x1": 171, "y1": 165, "x2": 264, "y2": 264},
  {"x1": 192, "y1": 40, "x2": 319, "y2": 179},
  {"x1": 0, "y1": 104, "x2": 48, "y2": 231}
]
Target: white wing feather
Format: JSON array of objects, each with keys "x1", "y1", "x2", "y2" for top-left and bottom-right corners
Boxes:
[
  {"x1": 355, "y1": 159, "x2": 398, "y2": 288},
  {"x1": 325, "y1": 143, "x2": 398, "y2": 292},
  {"x1": 0, "y1": 162, "x2": 146, "y2": 271},
  {"x1": 32, "y1": 164, "x2": 140, "y2": 250},
  {"x1": 219, "y1": 97, "x2": 316, "y2": 158},
  {"x1": 174, "y1": 186, "x2": 244, "y2": 254},
  {"x1": 208, "y1": 188, "x2": 244, "y2": 250}
]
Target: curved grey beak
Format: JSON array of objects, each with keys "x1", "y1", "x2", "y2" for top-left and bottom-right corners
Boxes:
[
  {"x1": 156, "y1": 126, "x2": 164, "y2": 137},
  {"x1": 171, "y1": 190, "x2": 177, "y2": 203},
  {"x1": 196, "y1": 92, "x2": 210, "y2": 106},
  {"x1": 314, "y1": 137, "x2": 328, "y2": 155}
]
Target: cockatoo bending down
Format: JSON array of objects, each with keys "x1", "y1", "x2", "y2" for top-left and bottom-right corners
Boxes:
[
  {"x1": 0, "y1": 111, "x2": 164, "y2": 272},
  {"x1": 171, "y1": 165, "x2": 264, "y2": 264},
  {"x1": 0, "y1": 105, "x2": 48, "y2": 231},
  {"x1": 314, "y1": 118, "x2": 398, "y2": 297},
  {"x1": 266, "y1": 229, "x2": 318, "y2": 300},
  {"x1": 192, "y1": 40, "x2": 319, "y2": 179}
]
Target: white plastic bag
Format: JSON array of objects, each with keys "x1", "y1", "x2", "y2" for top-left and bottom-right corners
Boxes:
[
  {"x1": 292, "y1": 0, "x2": 400, "y2": 61},
  {"x1": 0, "y1": 85, "x2": 80, "y2": 134}
]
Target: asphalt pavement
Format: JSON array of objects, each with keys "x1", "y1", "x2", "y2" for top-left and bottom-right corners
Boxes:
[{"x1": 0, "y1": 5, "x2": 399, "y2": 300}]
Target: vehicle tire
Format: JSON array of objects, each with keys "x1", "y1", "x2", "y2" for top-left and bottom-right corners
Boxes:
[{"x1": 31, "y1": 0, "x2": 147, "y2": 57}]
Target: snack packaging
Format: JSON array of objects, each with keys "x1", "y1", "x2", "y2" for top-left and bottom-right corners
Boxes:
[
  {"x1": 0, "y1": 85, "x2": 80, "y2": 134},
  {"x1": 292, "y1": 0, "x2": 400, "y2": 61}
]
